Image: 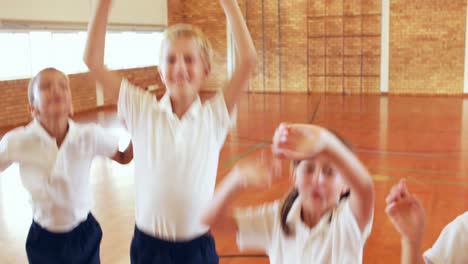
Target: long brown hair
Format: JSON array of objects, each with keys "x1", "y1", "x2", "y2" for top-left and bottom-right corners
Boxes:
[{"x1": 280, "y1": 130, "x2": 352, "y2": 236}]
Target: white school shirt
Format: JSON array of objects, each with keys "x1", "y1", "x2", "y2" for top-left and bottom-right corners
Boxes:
[
  {"x1": 235, "y1": 199, "x2": 373, "y2": 264},
  {"x1": 117, "y1": 79, "x2": 236, "y2": 241},
  {"x1": 0, "y1": 119, "x2": 119, "y2": 232},
  {"x1": 423, "y1": 211, "x2": 468, "y2": 264}
]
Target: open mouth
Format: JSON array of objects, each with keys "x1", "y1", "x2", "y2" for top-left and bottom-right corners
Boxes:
[
  {"x1": 51, "y1": 97, "x2": 63, "y2": 103},
  {"x1": 310, "y1": 190, "x2": 323, "y2": 200}
]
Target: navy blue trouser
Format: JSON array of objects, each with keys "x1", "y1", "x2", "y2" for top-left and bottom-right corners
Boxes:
[
  {"x1": 25, "y1": 213, "x2": 102, "y2": 264},
  {"x1": 130, "y1": 226, "x2": 219, "y2": 264}
]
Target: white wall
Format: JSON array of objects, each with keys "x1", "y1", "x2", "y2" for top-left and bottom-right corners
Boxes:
[{"x1": 0, "y1": 0, "x2": 167, "y2": 30}]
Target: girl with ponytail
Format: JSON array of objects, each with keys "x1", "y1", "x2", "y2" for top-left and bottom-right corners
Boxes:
[{"x1": 201, "y1": 123, "x2": 374, "y2": 264}]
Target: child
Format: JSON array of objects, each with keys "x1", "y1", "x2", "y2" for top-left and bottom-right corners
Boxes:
[
  {"x1": 0, "y1": 67, "x2": 133, "y2": 264},
  {"x1": 201, "y1": 123, "x2": 375, "y2": 264},
  {"x1": 84, "y1": 0, "x2": 256, "y2": 263},
  {"x1": 386, "y1": 179, "x2": 467, "y2": 264}
]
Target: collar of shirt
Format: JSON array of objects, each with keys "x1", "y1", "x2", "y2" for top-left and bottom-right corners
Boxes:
[
  {"x1": 159, "y1": 92, "x2": 202, "y2": 120},
  {"x1": 31, "y1": 118, "x2": 77, "y2": 146},
  {"x1": 286, "y1": 196, "x2": 334, "y2": 237}
]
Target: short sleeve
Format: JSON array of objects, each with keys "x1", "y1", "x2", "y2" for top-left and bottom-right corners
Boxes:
[
  {"x1": 423, "y1": 212, "x2": 468, "y2": 264},
  {"x1": 93, "y1": 125, "x2": 120, "y2": 158},
  {"x1": 117, "y1": 78, "x2": 156, "y2": 134},
  {"x1": 205, "y1": 92, "x2": 237, "y2": 147},
  {"x1": 234, "y1": 201, "x2": 280, "y2": 252}
]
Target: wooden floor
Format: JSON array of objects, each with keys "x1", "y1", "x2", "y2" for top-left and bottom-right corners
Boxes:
[{"x1": 1, "y1": 93, "x2": 467, "y2": 263}]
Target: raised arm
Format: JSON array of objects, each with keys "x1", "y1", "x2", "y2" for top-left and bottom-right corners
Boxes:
[
  {"x1": 386, "y1": 180, "x2": 426, "y2": 264},
  {"x1": 84, "y1": 0, "x2": 122, "y2": 101},
  {"x1": 201, "y1": 158, "x2": 278, "y2": 228},
  {"x1": 219, "y1": 0, "x2": 257, "y2": 113}
]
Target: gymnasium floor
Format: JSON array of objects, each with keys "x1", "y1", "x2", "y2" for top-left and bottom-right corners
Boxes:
[{"x1": 1, "y1": 93, "x2": 467, "y2": 263}]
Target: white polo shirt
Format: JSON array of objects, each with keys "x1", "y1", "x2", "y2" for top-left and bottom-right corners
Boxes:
[
  {"x1": 423, "y1": 211, "x2": 468, "y2": 264},
  {"x1": 235, "y1": 199, "x2": 373, "y2": 264},
  {"x1": 117, "y1": 79, "x2": 236, "y2": 241},
  {"x1": 0, "y1": 119, "x2": 119, "y2": 232}
]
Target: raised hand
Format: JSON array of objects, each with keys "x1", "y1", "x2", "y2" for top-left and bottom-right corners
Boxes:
[
  {"x1": 272, "y1": 123, "x2": 329, "y2": 160},
  {"x1": 385, "y1": 179, "x2": 426, "y2": 244}
]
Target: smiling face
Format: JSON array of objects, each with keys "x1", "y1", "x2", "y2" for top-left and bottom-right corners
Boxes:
[
  {"x1": 158, "y1": 24, "x2": 212, "y2": 101},
  {"x1": 159, "y1": 36, "x2": 209, "y2": 100}
]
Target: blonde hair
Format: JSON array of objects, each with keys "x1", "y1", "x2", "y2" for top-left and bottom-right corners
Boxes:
[
  {"x1": 159, "y1": 24, "x2": 213, "y2": 71},
  {"x1": 28, "y1": 68, "x2": 69, "y2": 105}
]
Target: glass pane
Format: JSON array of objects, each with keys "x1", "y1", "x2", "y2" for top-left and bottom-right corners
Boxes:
[{"x1": 0, "y1": 33, "x2": 31, "y2": 80}]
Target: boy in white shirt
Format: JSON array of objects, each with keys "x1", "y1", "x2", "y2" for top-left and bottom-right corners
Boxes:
[
  {"x1": 0, "y1": 67, "x2": 133, "y2": 264},
  {"x1": 84, "y1": 0, "x2": 256, "y2": 262}
]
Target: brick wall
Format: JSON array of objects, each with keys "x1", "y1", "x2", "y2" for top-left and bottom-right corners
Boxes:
[
  {"x1": 179, "y1": 0, "x2": 309, "y2": 93},
  {"x1": 167, "y1": 0, "x2": 185, "y2": 25},
  {"x1": 0, "y1": 79, "x2": 30, "y2": 127},
  {"x1": 389, "y1": 0, "x2": 467, "y2": 95},
  {"x1": 180, "y1": 0, "x2": 378, "y2": 94},
  {"x1": 180, "y1": 0, "x2": 468, "y2": 95},
  {"x1": 169, "y1": 0, "x2": 466, "y2": 95},
  {"x1": 308, "y1": 0, "x2": 381, "y2": 94},
  {"x1": 281, "y1": 0, "x2": 308, "y2": 93},
  {"x1": 238, "y1": 0, "x2": 308, "y2": 93}
]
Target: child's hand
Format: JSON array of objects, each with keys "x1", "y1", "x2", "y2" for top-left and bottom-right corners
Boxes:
[
  {"x1": 385, "y1": 180, "x2": 425, "y2": 244},
  {"x1": 232, "y1": 151, "x2": 282, "y2": 189},
  {"x1": 272, "y1": 123, "x2": 328, "y2": 160}
]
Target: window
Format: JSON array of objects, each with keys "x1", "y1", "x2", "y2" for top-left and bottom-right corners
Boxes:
[
  {"x1": 0, "y1": 33, "x2": 31, "y2": 80},
  {"x1": 0, "y1": 31, "x2": 163, "y2": 81}
]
